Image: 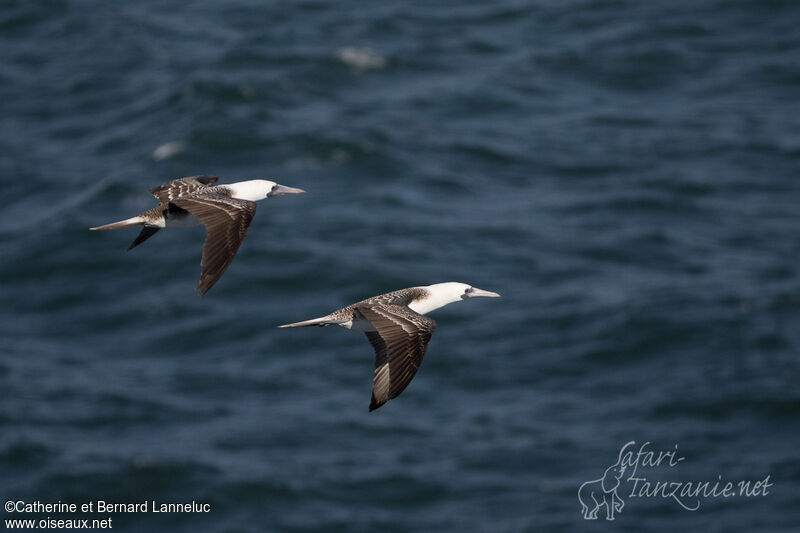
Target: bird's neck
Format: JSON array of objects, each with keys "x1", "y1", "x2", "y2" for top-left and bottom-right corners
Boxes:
[
  {"x1": 226, "y1": 180, "x2": 268, "y2": 201},
  {"x1": 408, "y1": 289, "x2": 459, "y2": 315}
]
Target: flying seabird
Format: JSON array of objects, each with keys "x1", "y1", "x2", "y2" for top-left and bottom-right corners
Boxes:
[
  {"x1": 90, "y1": 175, "x2": 305, "y2": 295},
  {"x1": 278, "y1": 282, "x2": 500, "y2": 411}
]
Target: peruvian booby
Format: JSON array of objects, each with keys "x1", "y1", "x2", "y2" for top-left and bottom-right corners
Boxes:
[
  {"x1": 279, "y1": 282, "x2": 500, "y2": 411},
  {"x1": 90, "y1": 175, "x2": 305, "y2": 295}
]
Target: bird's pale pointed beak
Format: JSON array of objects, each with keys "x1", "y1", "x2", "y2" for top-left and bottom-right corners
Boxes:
[
  {"x1": 470, "y1": 287, "x2": 501, "y2": 298},
  {"x1": 269, "y1": 184, "x2": 306, "y2": 197}
]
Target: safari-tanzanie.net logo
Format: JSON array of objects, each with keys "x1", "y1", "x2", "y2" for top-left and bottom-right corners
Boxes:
[{"x1": 578, "y1": 441, "x2": 772, "y2": 521}]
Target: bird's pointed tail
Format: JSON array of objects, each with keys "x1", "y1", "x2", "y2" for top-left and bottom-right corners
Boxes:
[
  {"x1": 89, "y1": 216, "x2": 144, "y2": 231},
  {"x1": 278, "y1": 316, "x2": 333, "y2": 328}
]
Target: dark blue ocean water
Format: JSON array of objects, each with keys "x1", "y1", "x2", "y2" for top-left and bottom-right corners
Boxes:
[{"x1": 1, "y1": 1, "x2": 799, "y2": 531}]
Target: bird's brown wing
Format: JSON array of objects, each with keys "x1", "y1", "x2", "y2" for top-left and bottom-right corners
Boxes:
[
  {"x1": 149, "y1": 175, "x2": 219, "y2": 204},
  {"x1": 357, "y1": 304, "x2": 436, "y2": 411},
  {"x1": 171, "y1": 192, "x2": 256, "y2": 295}
]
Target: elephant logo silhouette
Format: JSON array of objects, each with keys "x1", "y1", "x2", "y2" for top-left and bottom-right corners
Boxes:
[{"x1": 578, "y1": 461, "x2": 627, "y2": 520}]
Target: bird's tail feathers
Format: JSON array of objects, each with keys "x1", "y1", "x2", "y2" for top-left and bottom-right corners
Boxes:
[
  {"x1": 278, "y1": 316, "x2": 334, "y2": 328},
  {"x1": 89, "y1": 216, "x2": 144, "y2": 231}
]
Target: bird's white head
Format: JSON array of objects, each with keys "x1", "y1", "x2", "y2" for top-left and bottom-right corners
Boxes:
[
  {"x1": 227, "y1": 179, "x2": 306, "y2": 202},
  {"x1": 409, "y1": 282, "x2": 500, "y2": 315}
]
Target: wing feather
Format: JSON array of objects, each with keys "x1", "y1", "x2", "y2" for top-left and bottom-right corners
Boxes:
[
  {"x1": 149, "y1": 175, "x2": 219, "y2": 204},
  {"x1": 358, "y1": 305, "x2": 436, "y2": 411},
  {"x1": 171, "y1": 191, "x2": 256, "y2": 295}
]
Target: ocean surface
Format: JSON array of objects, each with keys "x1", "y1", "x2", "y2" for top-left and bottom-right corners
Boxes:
[{"x1": 1, "y1": 1, "x2": 799, "y2": 531}]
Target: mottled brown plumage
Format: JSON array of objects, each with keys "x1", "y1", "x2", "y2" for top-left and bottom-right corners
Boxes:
[
  {"x1": 90, "y1": 175, "x2": 304, "y2": 295},
  {"x1": 279, "y1": 283, "x2": 500, "y2": 411},
  {"x1": 359, "y1": 305, "x2": 435, "y2": 411},
  {"x1": 322, "y1": 286, "x2": 430, "y2": 322},
  {"x1": 171, "y1": 192, "x2": 256, "y2": 295},
  {"x1": 149, "y1": 175, "x2": 219, "y2": 204},
  {"x1": 279, "y1": 287, "x2": 435, "y2": 410}
]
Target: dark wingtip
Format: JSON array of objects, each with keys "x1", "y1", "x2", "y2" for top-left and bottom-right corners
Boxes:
[
  {"x1": 128, "y1": 226, "x2": 160, "y2": 251},
  {"x1": 196, "y1": 175, "x2": 219, "y2": 185},
  {"x1": 369, "y1": 396, "x2": 381, "y2": 412}
]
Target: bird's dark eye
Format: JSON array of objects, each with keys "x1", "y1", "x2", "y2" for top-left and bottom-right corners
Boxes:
[{"x1": 465, "y1": 287, "x2": 473, "y2": 294}]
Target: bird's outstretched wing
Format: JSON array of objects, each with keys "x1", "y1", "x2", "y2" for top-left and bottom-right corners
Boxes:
[
  {"x1": 171, "y1": 191, "x2": 256, "y2": 295},
  {"x1": 356, "y1": 304, "x2": 436, "y2": 411},
  {"x1": 149, "y1": 175, "x2": 219, "y2": 204}
]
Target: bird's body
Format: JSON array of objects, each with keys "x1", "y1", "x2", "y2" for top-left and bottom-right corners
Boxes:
[
  {"x1": 279, "y1": 282, "x2": 500, "y2": 411},
  {"x1": 90, "y1": 175, "x2": 305, "y2": 295}
]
